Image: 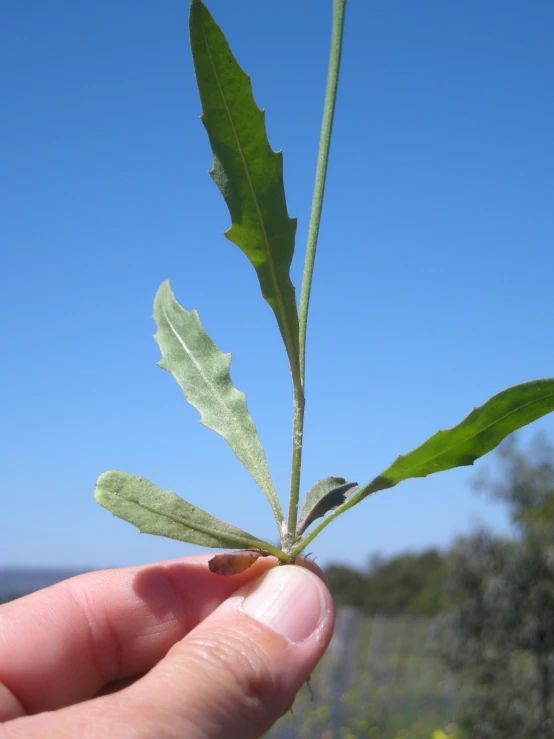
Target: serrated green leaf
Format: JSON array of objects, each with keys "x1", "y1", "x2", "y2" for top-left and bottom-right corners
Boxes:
[
  {"x1": 189, "y1": 0, "x2": 301, "y2": 395},
  {"x1": 355, "y1": 378, "x2": 554, "y2": 507},
  {"x1": 292, "y1": 379, "x2": 554, "y2": 557},
  {"x1": 94, "y1": 470, "x2": 280, "y2": 553},
  {"x1": 296, "y1": 477, "x2": 358, "y2": 536},
  {"x1": 153, "y1": 280, "x2": 283, "y2": 526}
]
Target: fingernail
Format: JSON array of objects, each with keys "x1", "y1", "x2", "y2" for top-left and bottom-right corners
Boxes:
[{"x1": 242, "y1": 566, "x2": 327, "y2": 643}]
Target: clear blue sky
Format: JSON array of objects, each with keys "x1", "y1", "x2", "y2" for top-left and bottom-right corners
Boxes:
[{"x1": 2, "y1": 0, "x2": 553, "y2": 571}]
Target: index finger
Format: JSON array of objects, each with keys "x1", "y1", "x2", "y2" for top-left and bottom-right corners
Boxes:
[{"x1": 0, "y1": 553, "x2": 279, "y2": 720}]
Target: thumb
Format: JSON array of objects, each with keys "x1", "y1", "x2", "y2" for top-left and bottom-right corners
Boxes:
[{"x1": 129, "y1": 563, "x2": 334, "y2": 739}]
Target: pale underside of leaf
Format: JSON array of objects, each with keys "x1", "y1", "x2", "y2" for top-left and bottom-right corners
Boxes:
[
  {"x1": 153, "y1": 280, "x2": 283, "y2": 526},
  {"x1": 296, "y1": 477, "x2": 358, "y2": 536},
  {"x1": 94, "y1": 470, "x2": 277, "y2": 551},
  {"x1": 293, "y1": 379, "x2": 554, "y2": 553},
  {"x1": 189, "y1": 0, "x2": 302, "y2": 395}
]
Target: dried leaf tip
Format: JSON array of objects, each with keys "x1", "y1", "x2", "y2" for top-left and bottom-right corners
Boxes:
[{"x1": 208, "y1": 549, "x2": 271, "y2": 576}]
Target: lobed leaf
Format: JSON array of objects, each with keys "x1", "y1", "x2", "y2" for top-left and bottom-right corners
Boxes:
[
  {"x1": 296, "y1": 477, "x2": 358, "y2": 536},
  {"x1": 94, "y1": 470, "x2": 277, "y2": 551},
  {"x1": 189, "y1": 0, "x2": 302, "y2": 394},
  {"x1": 153, "y1": 280, "x2": 283, "y2": 525}
]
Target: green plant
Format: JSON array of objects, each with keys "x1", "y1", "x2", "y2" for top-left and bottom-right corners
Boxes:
[{"x1": 94, "y1": 0, "x2": 554, "y2": 572}]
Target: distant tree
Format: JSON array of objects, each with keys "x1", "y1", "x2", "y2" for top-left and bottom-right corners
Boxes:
[
  {"x1": 325, "y1": 548, "x2": 449, "y2": 616},
  {"x1": 474, "y1": 432, "x2": 554, "y2": 533},
  {"x1": 325, "y1": 564, "x2": 368, "y2": 609},
  {"x1": 363, "y1": 549, "x2": 449, "y2": 616},
  {"x1": 433, "y1": 434, "x2": 554, "y2": 738}
]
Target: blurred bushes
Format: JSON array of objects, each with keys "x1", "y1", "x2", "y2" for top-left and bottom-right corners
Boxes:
[
  {"x1": 325, "y1": 549, "x2": 450, "y2": 617},
  {"x1": 323, "y1": 433, "x2": 554, "y2": 737},
  {"x1": 431, "y1": 434, "x2": 554, "y2": 738}
]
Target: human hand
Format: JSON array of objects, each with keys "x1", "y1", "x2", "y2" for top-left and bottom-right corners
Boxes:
[{"x1": 0, "y1": 555, "x2": 334, "y2": 738}]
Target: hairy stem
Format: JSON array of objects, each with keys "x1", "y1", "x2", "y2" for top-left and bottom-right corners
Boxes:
[
  {"x1": 285, "y1": 0, "x2": 348, "y2": 550},
  {"x1": 256, "y1": 541, "x2": 292, "y2": 563},
  {"x1": 285, "y1": 389, "x2": 305, "y2": 551}
]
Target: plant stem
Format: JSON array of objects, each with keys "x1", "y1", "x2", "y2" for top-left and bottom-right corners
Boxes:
[
  {"x1": 285, "y1": 388, "x2": 305, "y2": 549},
  {"x1": 256, "y1": 539, "x2": 293, "y2": 563},
  {"x1": 298, "y1": 0, "x2": 348, "y2": 380},
  {"x1": 285, "y1": 0, "x2": 348, "y2": 551}
]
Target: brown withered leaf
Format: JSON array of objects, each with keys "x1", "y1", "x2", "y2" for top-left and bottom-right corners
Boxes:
[{"x1": 208, "y1": 549, "x2": 272, "y2": 576}]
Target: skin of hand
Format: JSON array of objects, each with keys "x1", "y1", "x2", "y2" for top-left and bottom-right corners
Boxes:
[{"x1": 0, "y1": 554, "x2": 334, "y2": 739}]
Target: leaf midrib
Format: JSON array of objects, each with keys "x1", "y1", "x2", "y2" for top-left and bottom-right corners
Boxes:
[
  {"x1": 108, "y1": 488, "x2": 261, "y2": 548},
  {"x1": 161, "y1": 303, "x2": 279, "y2": 505}
]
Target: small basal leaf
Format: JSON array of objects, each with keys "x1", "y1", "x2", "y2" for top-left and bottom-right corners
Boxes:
[
  {"x1": 154, "y1": 280, "x2": 283, "y2": 526},
  {"x1": 94, "y1": 470, "x2": 278, "y2": 551},
  {"x1": 189, "y1": 0, "x2": 302, "y2": 395},
  {"x1": 296, "y1": 477, "x2": 358, "y2": 536},
  {"x1": 208, "y1": 549, "x2": 271, "y2": 576}
]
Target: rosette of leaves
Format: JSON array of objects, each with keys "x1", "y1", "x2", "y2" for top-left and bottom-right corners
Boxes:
[{"x1": 94, "y1": 0, "x2": 554, "y2": 575}]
